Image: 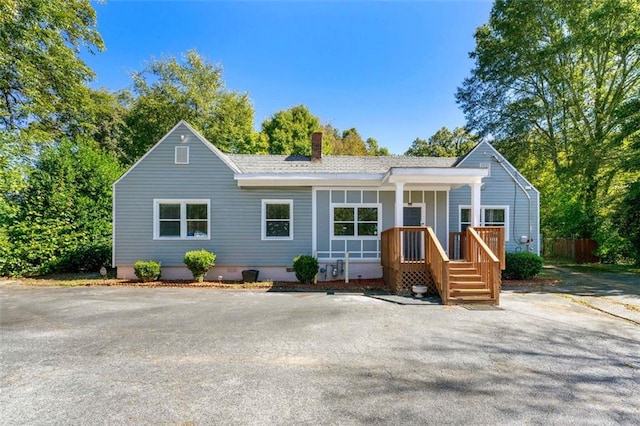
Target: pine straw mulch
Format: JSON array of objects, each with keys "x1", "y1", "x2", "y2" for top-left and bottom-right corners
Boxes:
[
  {"x1": 103, "y1": 278, "x2": 393, "y2": 292},
  {"x1": 11, "y1": 277, "x2": 392, "y2": 292},
  {"x1": 12, "y1": 276, "x2": 559, "y2": 291}
]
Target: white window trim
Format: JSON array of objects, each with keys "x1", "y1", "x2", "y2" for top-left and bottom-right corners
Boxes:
[
  {"x1": 175, "y1": 146, "x2": 189, "y2": 164},
  {"x1": 459, "y1": 205, "x2": 509, "y2": 241},
  {"x1": 261, "y1": 199, "x2": 293, "y2": 241},
  {"x1": 315, "y1": 189, "x2": 382, "y2": 261},
  {"x1": 153, "y1": 199, "x2": 210, "y2": 240},
  {"x1": 330, "y1": 203, "x2": 381, "y2": 240}
]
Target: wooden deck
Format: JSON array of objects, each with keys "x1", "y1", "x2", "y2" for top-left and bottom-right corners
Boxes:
[{"x1": 381, "y1": 226, "x2": 504, "y2": 305}]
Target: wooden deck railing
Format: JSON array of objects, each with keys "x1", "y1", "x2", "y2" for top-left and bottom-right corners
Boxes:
[
  {"x1": 450, "y1": 227, "x2": 505, "y2": 269},
  {"x1": 467, "y1": 227, "x2": 501, "y2": 304},
  {"x1": 381, "y1": 227, "x2": 425, "y2": 267},
  {"x1": 472, "y1": 227, "x2": 505, "y2": 270},
  {"x1": 380, "y1": 227, "x2": 397, "y2": 270},
  {"x1": 382, "y1": 226, "x2": 502, "y2": 304},
  {"x1": 381, "y1": 226, "x2": 449, "y2": 302},
  {"x1": 425, "y1": 226, "x2": 449, "y2": 305},
  {"x1": 449, "y1": 232, "x2": 466, "y2": 260}
]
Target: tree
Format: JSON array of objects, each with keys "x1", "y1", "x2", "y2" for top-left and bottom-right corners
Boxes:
[
  {"x1": 319, "y1": 123, "x2": 341, "y2": 155},
  {"x1": 0, "y1": 0, "x2": 104, "y2": 139},
  {"x1": 261, "y1": 108, "x2": 391, "y2": 156},
  {"x1": 365, "y1": 137, "x2": 391, "y2": 156},
  {"x1": 261, "y1": 105, "x2": 321, "y2": 155},
  {"x1": 1, "y1": 0, "x2": 106, "y2": 272},
  {"x1": 456, "y1": 0, "x2": 640, "y2": 240},
  {"x1": 319, "y1": 124, "x2": 390, "y2": 156},
  {"x1": 55, "y1": 88, "x2": 133, "y2": 159},
  {"x1": 405, "y1": 127, "x2": 477, "y2": 157},
  {"x1": 125, "y1": 50, "x2": 260, "y2": 161},
  {"x1": 615, "y1": 181, "x2": 640, "y2": 265},
  {"x1": 1, "y1": 139, "x2": 122, "y2": 275},
  {"x1": 332, "y1": 128, "x2": 368, "y2": 156}
]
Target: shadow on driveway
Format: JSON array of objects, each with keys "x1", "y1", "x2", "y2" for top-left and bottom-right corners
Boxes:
[
  {"x1": 508, "y1": 266, "x2": 640, "y2": 325},
  {"x1": 548, "y1": 266, "x2": 639, "y2": 296}
]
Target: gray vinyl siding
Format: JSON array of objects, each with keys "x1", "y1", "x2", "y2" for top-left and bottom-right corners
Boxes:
[
  {"x1": 114, "y1": 123, "x2": 312, "y2": 267},
  {"x1": 316, "y1": 190, "x2": 330, "y2": 251},
  {"x1": 449, "y1": 141, "x2": 540, "y2": 254},
  {"x1": 425, "y1": 192, "x2": 435, "y2": 228},
  {"x1": 315, "y1": 189, "x2": 448, "y2": 259},
  {"x1": 315, "y1": 189, "x2": 395, "y2": 260},
  {"x1": 380, "y1": 191, "x2": 395, "y2": 231},
  {"x1": 403, "y1": 190, "x2": 448, "y2": 245}
]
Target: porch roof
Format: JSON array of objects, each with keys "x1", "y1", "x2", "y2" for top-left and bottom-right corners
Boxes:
[{"x1": 383, "y1": 167, "x2": 489, "y2": 185}]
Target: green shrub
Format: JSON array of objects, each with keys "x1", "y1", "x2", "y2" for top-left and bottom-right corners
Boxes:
[
  {"x1": 134, "y1": 260, "x2": 161, "y2": 282},
  {"x1": 293, "y1": 255, "x2": 319, "y2": 284},
  {"x1": 53, "y1": 240, "x2": 112, "y2": 273},
  {"x1": 503, "y1": 252, "x2": 543, "y2": 280},
  {"x1": 183, "y1": 250, "x2": 216, "y2": 282}
]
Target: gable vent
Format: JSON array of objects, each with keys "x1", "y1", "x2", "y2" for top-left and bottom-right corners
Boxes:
[{"x1": 175, "y1": 146, "x2": 189, "y2": 164}]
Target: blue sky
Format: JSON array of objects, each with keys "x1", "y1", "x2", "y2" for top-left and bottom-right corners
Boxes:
[{"x1": 84, "y1": 1, "x2": 493, "y2": 154}]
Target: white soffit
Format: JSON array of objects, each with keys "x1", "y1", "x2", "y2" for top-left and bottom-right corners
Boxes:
[
  {"x1": 383, "y1": 167, "x2": 489, "y2": 184},
  {"x1": 234, "y1": 173, "x2": 384, "y2": 187},
  {"x1": 235, "y1": 167, "x2": 489, "y2": 188}
]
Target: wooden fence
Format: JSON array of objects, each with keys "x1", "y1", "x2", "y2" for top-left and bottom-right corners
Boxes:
[{"x1": 543, "y1": 238, "x2": 599, "y2": 263}]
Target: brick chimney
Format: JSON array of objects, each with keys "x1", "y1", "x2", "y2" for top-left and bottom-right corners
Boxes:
[{"x1": 311, "y1": 132, "x2": 323, "y2": 162}]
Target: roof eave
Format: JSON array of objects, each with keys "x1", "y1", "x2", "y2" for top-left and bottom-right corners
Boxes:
[
  {"x1": 383, "y1": 167, "x2": 489, "y2": 184},
  {"x1": 234, "y1": 173, "x2": 385, "y2": 187}
]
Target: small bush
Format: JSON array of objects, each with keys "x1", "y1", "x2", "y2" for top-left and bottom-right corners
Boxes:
[
  {"x1": 183, "y1": 250, "x2": 216, "y2": 282},
  {"x1": 134, "y1": 260, "x2": 161, "y2": 282},
  {"x1": 293, "y1": 255, "x2": 319, "y2": 284},
  {"x1": 503, "y1": 252, "x2": 543, "y2": 280}
]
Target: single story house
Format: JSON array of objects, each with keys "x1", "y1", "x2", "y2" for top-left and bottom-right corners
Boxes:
[{"x1": 113, "y1": 121, "x2": 539, "y2": 302}]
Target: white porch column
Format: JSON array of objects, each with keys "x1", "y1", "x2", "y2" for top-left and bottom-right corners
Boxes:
[
  {"x1": 471, "y1": 181, "x2": 482, "y2": 227},
  {"x1": 394, "y1": 182, "x2": 404, "y2": 227}
]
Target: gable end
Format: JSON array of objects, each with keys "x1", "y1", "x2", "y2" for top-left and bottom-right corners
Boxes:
[
  {"x1": 455, "y1": 141, "x2": 538, "y2": 194},
  {"x1": 113, "y1": 120, "x2": 241, "y2": 188}
]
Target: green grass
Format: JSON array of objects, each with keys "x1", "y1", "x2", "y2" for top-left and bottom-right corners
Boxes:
[{"x1": 556, "y1": 263, "x2": 640, "y2": 275}]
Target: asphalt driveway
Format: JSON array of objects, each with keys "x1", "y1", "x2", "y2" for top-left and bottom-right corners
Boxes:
[{"x1": 1, "y1": 281, "x2": 639, "y2": 425}]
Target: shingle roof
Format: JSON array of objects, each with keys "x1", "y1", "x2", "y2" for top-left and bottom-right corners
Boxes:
[{"x1": 227, "y1": 154, "x2": 459, "y2": 174}]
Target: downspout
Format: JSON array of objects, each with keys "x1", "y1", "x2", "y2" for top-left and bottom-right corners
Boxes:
[{"x1": 491, "y1": 155, "x2": 532, "y2": 246}]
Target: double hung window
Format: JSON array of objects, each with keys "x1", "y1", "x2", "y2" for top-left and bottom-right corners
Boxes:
[
  {"x1": 262, "y1": 200, "x2": 293, "y2": 240},
  {"x1": 155, "y1": 200, "x2": 209, "y2": 239},
  {"x1": 459, "y1": 206, "x2": 508, "y2": 240},
  {"x1": 332, "y1": 206, "x2": 379, "y2": 237}
]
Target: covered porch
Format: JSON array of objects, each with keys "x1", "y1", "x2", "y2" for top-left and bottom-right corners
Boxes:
[
  {"x1": 380, "y1": 226, "x2": 505, "y2": 305},
  {"x1": 380, "y1": 165, "x2": 505, "y2": 304}
]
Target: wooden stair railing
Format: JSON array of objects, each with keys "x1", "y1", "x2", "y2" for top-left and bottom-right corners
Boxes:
[
  {"x1": 382, "y1": 226, "x2": 502, "y2": 305},
  {"x1": 472, "y1": 226, "x2": 505, "y2": 270},
  {"x1": 465, "y1": 227, "x2": 501, "y2": 304},
  {"x1": 448, "y1": 232, "x2": 466, "y2": 260},
  {"x1": 381, "y1": 227, "x2": 450, "y2": 301},
  {"x1": 424, "y1": 226, "x2": 450, "y2": 305}
]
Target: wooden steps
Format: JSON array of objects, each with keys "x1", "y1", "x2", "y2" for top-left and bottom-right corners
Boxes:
[{"x1": 448, "y1": 260, "x2": 496, "y2": 305}]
